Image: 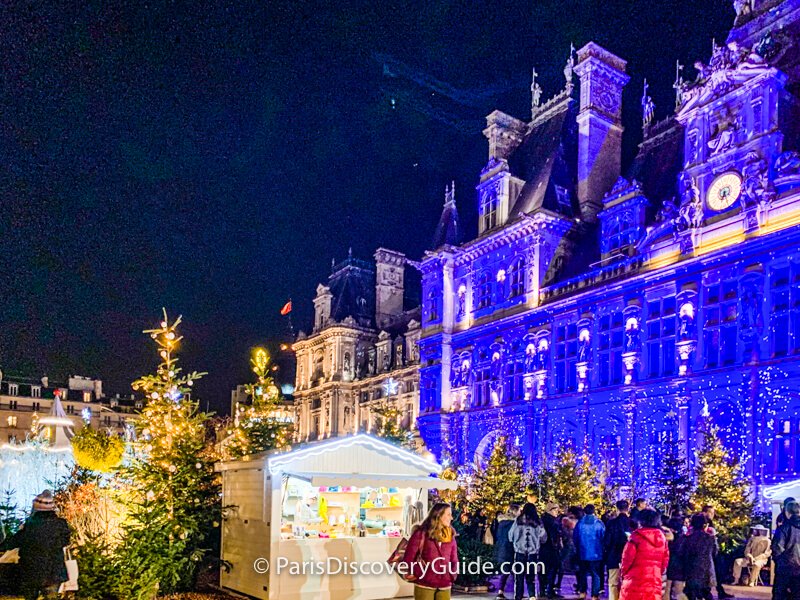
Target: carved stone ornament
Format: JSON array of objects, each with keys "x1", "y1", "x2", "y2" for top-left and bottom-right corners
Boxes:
[
  {"x1": 775, "y1": 151, "x2": 800, "y2": 178},
  {"x1": 741, "y1": 151, "x2": 769, "y2": 208}
]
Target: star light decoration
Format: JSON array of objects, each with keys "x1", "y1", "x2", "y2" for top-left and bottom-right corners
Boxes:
[{"x1": 382, "y1": 377, "x2": 399, "y2": 397}]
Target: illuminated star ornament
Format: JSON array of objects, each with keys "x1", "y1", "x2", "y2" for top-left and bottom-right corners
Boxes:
[{"x1": 382, "y1": 377, "x2": 399, "y2": 396}]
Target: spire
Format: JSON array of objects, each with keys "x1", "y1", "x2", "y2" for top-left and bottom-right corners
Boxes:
[
  {"x1": 432, "y1": 181, "x2": 460, "y2": 249},
  {"x1": 531, "y1": 68, "x2": 543, "y2": 119},
  {"x1": 37, "y1": 390, "x2": 75, "y2": 450}
]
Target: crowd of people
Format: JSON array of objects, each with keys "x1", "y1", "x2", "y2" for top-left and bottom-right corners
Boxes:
[{"x1": 398, "y1": 495, "x2": 800, "y2": 600}]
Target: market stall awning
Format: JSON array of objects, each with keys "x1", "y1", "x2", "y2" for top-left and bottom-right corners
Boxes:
[{"x1": 283, "y1": 471, "x2": 459, "y2": 490}]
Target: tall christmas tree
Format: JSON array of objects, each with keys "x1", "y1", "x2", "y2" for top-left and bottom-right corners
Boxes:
[
  {"x1": 466, "y1": 436, "x2": 524, "y2": 521},
  {"x1": 654, "y1": 434, "x2": 694, "y2": 515},
  {"x1": 548, "y1": 447, "x2": 602, "y2": 509},
  {"x1": 691, "y1": 425, "x2": 754, "y2": 552},
  {"x1": 371, "y1": 400, "x2": 407, "y2": 446},
  {"x1": 117, "y1": 311, "x2": 220, "y2": 599},
  {"x1": 224, "y1": 348, "x2": 294, "y2": 459}
]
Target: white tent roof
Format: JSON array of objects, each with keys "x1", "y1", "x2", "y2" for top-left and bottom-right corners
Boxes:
[
  {"x1": 763, "y1": 478, "x2": 800, "y2": 502},
  {"x1": 36, "y1": 393, "x2": 74, "y2": 450}
]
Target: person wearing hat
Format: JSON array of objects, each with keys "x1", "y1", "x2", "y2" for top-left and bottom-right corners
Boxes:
[
  {"x1": 731, "y1": 524, "x2": 770, "y2": 586},
  {"x1": 5, "y1": 490, "x2": 71, "y2": 600}
]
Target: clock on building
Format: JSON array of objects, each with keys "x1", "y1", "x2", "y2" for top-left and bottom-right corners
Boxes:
[{"x1": 706, "y1": 172, "x2": 742, "y2": 212}]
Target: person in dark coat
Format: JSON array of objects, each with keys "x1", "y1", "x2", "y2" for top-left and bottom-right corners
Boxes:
[
  {"x1": 664, "y1": 511, "x2": 687, "y2": 600},
  {"x1": 6, "y1": 490, "x2": 71, "y2": 600},
  {"x1": 771, "y1": 501, "x2": 800, "y2": 600},
  {"x1": 574, "y1": 504, "x2": 605, "y2": 600},
  {"x1": 701, "y1": 505, "x2": 733, "y2": 599},
  {"x1": 776, "y1": 497, "x2": 796, "y2": 530},
  {"x1": 541, "y1": 502, "x2": 563, "y2": 599},
  {"x1": 604, "y1": 500, "x2": 634, "y2": 600},
  {"x1": 494, "y1": 504, "x2": 520, "y2": 599},
  {"x1": 630, "y1": 499, "x2": 647, "y2": 528},
  {"x1": 680, "y1": 514, "x2": 717, "y2": 600}
]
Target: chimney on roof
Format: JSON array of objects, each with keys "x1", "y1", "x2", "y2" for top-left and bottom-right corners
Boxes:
[
  {"x1": 574, "y1": 42, "x2": 630, "y2": 223},
  {"x1": 374, "y1": 248, "x2": 406, "y2": 329}
]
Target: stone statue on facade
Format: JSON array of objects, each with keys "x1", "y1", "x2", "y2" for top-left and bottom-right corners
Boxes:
[
  {"x1": 642, "y1": 79, "x2": 655, "y2": 130},
  {"x1": 577, "y1": 332, "x2": 591, "y2": 363},
  {"x1": 678, "y1": 172, "x2": 704, "y2": 229},
  {"x1": 533, "y1": 339, "x2": 549, "y2": 371},
  {"x1": 775, "y1": 151, "x2": 800, "y2": 177},
  {"x1": 739, "y1": 280, "x2": 763, "y2": 332},
  {"x1": 742, "y1": 151, "x2": 769, "y2": 209},
  {"x1": 625, "y1": 320, "x2": 642, "y2": 353},
  {"x1": 525, "y1": 344, "x2": 537, "y2": 372},
  {"x1": 657, "y1": 197, "x2": 679, "y2": 223},
  {"x1": 531, "y1": 68, "x2": 543, "y2": 118},
  {"x1": 343, "y1": 353, "x2": 351, "y2": 375},
  {"x1": 678, "y1": 307, "x2": 696, "y2": 341}
]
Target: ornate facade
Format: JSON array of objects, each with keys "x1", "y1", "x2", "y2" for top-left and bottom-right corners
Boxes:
[
  {"x1": 418, "y1": 0, "x2": 800, "y2": 500},
  {"x1": 293, "y1": 249, "x2": 421, "y2": 441}
]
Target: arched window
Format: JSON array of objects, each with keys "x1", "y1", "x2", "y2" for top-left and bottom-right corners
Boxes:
[
  {"x1": 608, "y1": 221, "x2": 623, "y2": 252},
  {"x1": 476, "y1": 272, "x2": 492, "y2": 309},
  {"x1": 508, "y1": 257, "x2": 525, "y2": 298}
]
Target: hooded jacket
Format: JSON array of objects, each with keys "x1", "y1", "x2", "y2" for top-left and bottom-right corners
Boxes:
[
  {"x1": 494, "y1": 514, "x2": 516, "y2": 563},
  {"x1": 509, "y1": 515, "x2": 547, "y2": 555},
  {"x1": 619, "y1": 526, "x2": 669, "y2": 600},
  {"x1": 574, "y1": 514, "x2": 605, "y2": 562},
  {"x1": 772, "y1": 515, "x2": 800, "y2": 576}
]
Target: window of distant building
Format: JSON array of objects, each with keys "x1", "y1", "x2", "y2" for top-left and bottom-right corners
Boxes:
[
  {"x1": 480, "y1": 193, "x2": 498, "y2": 232},
  {"x1": 769, "y1": 262, "x2": 800, "y2": 357},
  {"x1": 6, "y1": 416, "x2": 17, "y2": 428},
  {"x1": 476, "y1": 272, "x2": 492, "y2": 310},
  {"x1": 83, "y1": 391, "x2": 92, "y2": 403},
  {"x1": 508, "y1": 257, "x2": 525, "y2": 298},
  {"x1": 9, "y1": 400, "x2": 17, "y2": 410},
  {"x1": 646, "y1": 296, "x2": 676, "y2": 378},
  {"x1": 31, "y1": 386, "x2": 41, "y2": 398},
  {"x1": 598, "y1": 311, "x2": 624, "y2": 386},
  {"x1": 8, "y1": 384, "x2": 18, "y2": 396},
  {"x1": 32, "y1": 402, "x2": 40, "y2": 412},
  {"x1": 599, "y1": 434, "x2": 620, "y2": 476},
  {"x1": 703, "y1": 277, "x2": 738, "y2": 368}
]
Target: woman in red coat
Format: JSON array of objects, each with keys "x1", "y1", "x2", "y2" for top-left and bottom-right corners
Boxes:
[
  {"x1": 619, "y1": 509, "x2": 670, "y2": 600},
  {"x1": 402, "y1": 502, "x2": 459, "y2": 599}
]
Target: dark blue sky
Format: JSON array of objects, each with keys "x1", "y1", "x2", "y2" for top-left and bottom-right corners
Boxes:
[{"x1": 0, "y1": 0, "x2": 731, "y2": 413}]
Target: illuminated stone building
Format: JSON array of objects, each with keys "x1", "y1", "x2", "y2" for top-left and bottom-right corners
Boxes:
[
  {"x1": 293, "y1": 249, "x2": 422, "y2": 441},
  {"x1": 418, "y1": 0, "x2": 800, "y2": 498}
]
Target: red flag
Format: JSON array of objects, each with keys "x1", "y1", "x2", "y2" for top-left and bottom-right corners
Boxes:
[{"x1": 280, "y1": 300, "x2": 292, "y2": 315}]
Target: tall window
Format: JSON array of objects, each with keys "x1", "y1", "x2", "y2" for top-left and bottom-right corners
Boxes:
[
  {"x1": 508, "y1": 257, "x2": 525, "y2": 298},
  {"x1": 554, "y1": 324, "x2": 578, "y2": 393},
  {"x1": 646, "y1": 296, "x2": 676, "y2": 378},
  {"x1": 770, "y1": 263, "x2": 800, "y2": 357},
  {"x1": 703, "y1": 279, "x2": 738, "y2": 368},
  {"x1": 599, "y1": 435, "x2": 621, "y2": 476},
  {"x1": 774, "y1": 417, "x2": 800, "y2": 474},
  {"x1": 476, "y1": 272, "x2": 492, "y2": 310},
  {"x1": 426, "y1": 289, "x2": 439, "y2": 322},
  {"x1": 598, "y1": 311, "x2": 624, "y2": 386},
  {"x1": 481, "y1": 194, "x2": 498, "y2": 231}
]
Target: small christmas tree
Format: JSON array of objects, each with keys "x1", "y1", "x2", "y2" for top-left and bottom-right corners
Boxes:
[
  {"x1": 691, "y1": 425, "x2": 754, "y2": 552},
  {"x1": 371, "y1": 400, "x2": 406, "y2": 445},
  {"x1": 117, "y1": 311, "x2": 221, "y2": 599},
  {"x1": 224, "y1": 348, "x2": 294, "y2": 459},
  {"x1": 466, "y1": 436, "x2": 524, "y2": 521},
  {"x1": 654, "y1": 434, "x2": 694, "y2": 515},
  {"x1": 549, "y1": 447, "x2": 602, "y2": 509}
]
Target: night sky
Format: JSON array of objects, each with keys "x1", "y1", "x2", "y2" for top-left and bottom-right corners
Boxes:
[{"x1": 0, "y1": 0, "x2": 732, "y2": 414}]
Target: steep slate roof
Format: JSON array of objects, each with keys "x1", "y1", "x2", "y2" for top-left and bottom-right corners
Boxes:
[
  {"x1": 327, "y1": 257, "x2": 376, "y2": 327},
  {"x1": 508, "y1": 99, "x2": 580, "y2": 219},
  {"x1": 432, "y1": 200, "x2": 460, "y2": 249}
]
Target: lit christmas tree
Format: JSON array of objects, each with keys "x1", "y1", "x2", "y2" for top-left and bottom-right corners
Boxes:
[
  {"x1": 691, "y1": 425, "x2": 754, "y2": 552},
  {"x1": 223, "y1": 348, "x2": 294, "y2": 459},
  {"x1": 117, "y1": 311, "x2": 220, "y2": 599},
  {"x1": 654, "y1": 434, "x2": 694, "y2": 515},
  {"x1": 547, "y1": 447, "x2": 602, "y2": 509},
  {"x1": 466, "y1": 436, "x2": 524, "y2": 520},
  {"x1": 371, "y1": 400, "x2": 407, "y2": 445}
]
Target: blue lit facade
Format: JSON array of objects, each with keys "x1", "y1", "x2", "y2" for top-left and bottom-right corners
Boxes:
[{"x1": 418, "y1": 2, "x2": 800, "y2": 500}]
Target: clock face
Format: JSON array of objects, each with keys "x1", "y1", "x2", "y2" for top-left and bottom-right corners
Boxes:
[{"x1": 706, "y1": 172, "x2": 742, "y2": 212}]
